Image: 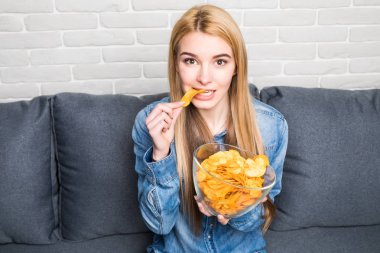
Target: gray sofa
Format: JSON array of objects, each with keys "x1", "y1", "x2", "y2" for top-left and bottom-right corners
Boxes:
[{"x1": 0, "y1": 86, "x2": 379, "y2": 253}]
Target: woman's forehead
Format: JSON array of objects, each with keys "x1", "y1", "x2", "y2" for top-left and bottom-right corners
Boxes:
[{"x1": 178, "y1": 31, "x2": 233, "y2": 57}]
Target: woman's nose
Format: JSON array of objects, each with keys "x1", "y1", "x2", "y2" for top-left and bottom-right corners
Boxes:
[{"x1": 197, "y1": 64, "x2": 212, "y2": 85}]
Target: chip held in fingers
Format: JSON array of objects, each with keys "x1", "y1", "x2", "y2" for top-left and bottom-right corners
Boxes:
[{"x1": 181, "y1": 88, "x2": 205, "y2": 107}]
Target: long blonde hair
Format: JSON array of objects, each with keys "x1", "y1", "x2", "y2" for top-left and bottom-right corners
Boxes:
[{"x1": 168, "y1": 4, "x2": 275, "y2": 233}]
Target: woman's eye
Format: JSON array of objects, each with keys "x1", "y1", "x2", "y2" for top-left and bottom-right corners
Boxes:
[
  {"x1": 184, "y1": 58, "x2": 197, "y2": 64},
  {"x1": 216, "y1": 59, "x2": 226, "y2": 66}
]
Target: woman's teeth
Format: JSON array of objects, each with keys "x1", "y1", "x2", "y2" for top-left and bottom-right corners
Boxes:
[{"x1": 201, "y1": 90, "x2": 214, "y2": 96}]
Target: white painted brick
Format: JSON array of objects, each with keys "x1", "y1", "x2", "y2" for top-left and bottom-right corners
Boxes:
[
  {"x1": 320, "y1": 74, "x2": 380, "y2": 88},
  {"x1": 350, "y1": 58, "x2": 380, "y2": 73},
  {"x1": 0, "y1": 16, "x2": 23, "y2": 32},
  {"x1": 0, "y1": 83, "x2": 39, "y2": 98},
  {"x1": 56, "y1": 0, "x2": 128, "y2": 12},
  {"x1": 1, "y1": 66, "x2": 71, "y2": 83},
  {"x1": 137, "y1": 30, "x2": 171, "y2": 45},
  {"x1": 0, "y1": 0, "x2": 53, "y2": 13},
  {"x1": 248, "y1": 61, "x2": 282, "y2": 76},
  {"x1": 132, "y1": 0, "x2": 203, "y2": 10},
  {"x1": 319, "y1": 8, "x2": 380, "y2": 25},
  {"x1": 242, "y1": 28, "x2": 276, "y2": 43},
  {"x1": 280, "y1": 27, "x2": 347, "y2": 43},
  {"x1": 103, "y1": 46, "x2": 168, "y2": 62},
  {"x1": 63, "y1": 30, "x2": 134, "y2": 47},
  {"x1": 73, "y1": 63, "x2": 141, "y2": 80},
  {"x1": 30, "y1": 48, "x2": 101, "y2": 65},
  {"x1": 244, "y1": 10, "x2": 316, "y2": 26},
  {"x1": 170, "y1": 12, "x2": 186, "y2": 27},
  {"x1": 350, "y1": 26, "x2": 380, "y2": 42},
  {"x1": 247, "y1": 44, "x2": 316, "y2": 60},
  {"x1": 143, "y1": 63, "x2": 167, "y2": 78},
  {"x1": 285, "y1": 60, "x2": 347, "y2": 75},
  {"x1": 25, "y1": 14, "x2": 97, "y2": 31},
  {"x1": 209, "y1": 0, "x2": 277, "y2": 8},
  {"x1": 0, "y1": 32, "x2": 61, "y2": 49},
  {"x1": 226, "y1": 11, "x2": 243, "y2": 26},
  {"x1": 0, "y1": 50, "x2": 29, "y2": 66},
  {"x1": 252, "y1": 76, "x2": 319, "y2": 89},
  {"x1": 319, "y1": 42, "x2": 380, "y2": 58},
  {"x1": 115, "y1": 79, "x2": 169, "y2": 94},
  {"x1": 101, "y1": 13, "x2": 168, "y2": 28},
  {"x1": 41, "y1": 80, "x2": 113, "y2": 95},
  {"x1": 354, "y1": 0, "x2": 380, "y2": 6},
  {"x1": 281, "y1": 0, "x2": 350, "y2": 8}
]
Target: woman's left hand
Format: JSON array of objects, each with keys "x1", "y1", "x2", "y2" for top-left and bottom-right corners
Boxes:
[{"x1": 194, "y1": 196, "x2": 230, "y2": 225}]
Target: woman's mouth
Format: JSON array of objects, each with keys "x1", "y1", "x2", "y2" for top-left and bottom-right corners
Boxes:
[
  {"x1": 194, "y1": 90, "x2": 215, "y2": 100},
  {"x1": 199, "y1": 90, "x2": 214, "y2": 96}
]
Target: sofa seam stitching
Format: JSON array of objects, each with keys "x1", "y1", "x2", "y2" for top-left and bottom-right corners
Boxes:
[{"x1": 50, "y1": 95, "x2": 63, "y2": 240}]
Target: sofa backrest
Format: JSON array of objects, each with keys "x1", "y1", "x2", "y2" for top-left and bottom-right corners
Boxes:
[
  {"x1": 261, "y1": 86, "x2": 380, "y2": 230},
  {"x1": 0, "y1": 92, "x2": 168, "y2": 245},
  {"x1": 0, "y1": 97, "x2": 58, "y2": 244}
]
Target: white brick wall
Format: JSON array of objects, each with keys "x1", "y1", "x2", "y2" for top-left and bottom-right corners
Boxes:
[{"x1": 0, "y1": 0, "x2": 380, "y2": 101}]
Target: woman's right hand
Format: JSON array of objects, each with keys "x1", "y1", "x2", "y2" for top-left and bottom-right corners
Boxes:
[{"x1": 145, "y1": 101, "x2": 185, "y2": 161}]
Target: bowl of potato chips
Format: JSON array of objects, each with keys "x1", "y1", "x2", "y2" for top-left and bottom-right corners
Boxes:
[{"x1": 193, "y1": 143, "x2": 276, "y2": 218}]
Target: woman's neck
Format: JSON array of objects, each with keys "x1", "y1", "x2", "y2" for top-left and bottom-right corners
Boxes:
[{"x1": 198, "y1": 102, "x2": 229, "y2": 136}]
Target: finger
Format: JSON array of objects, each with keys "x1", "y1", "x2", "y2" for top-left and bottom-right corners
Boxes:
[
  {"x1": 217, "y1": 215, "x2": 229, "y2": 225},
  {"x1": 169, "y1": 101, "x2": 185, "y2": 109},
  {"x1": 170, "y1": 107, "x2": 183, "y2": 127},
  {"x1": 197, "y1": 202, "x2": 213, "y2": 216},
  {"x1": 147, "y1": 111, "x2": 173, "y2": 133},
  {"x1": 194, "y1": 196, "x2": 212, "y2": 217},
  {"x1": 149, "y1": 101, "x2": 184, "y2": 121},
  {"x1": 146, "y1": 103, "x2": 174, "y2": 125},
  {"x1": 260, "y1": 196, "x2": 268, "y2": 204},
  {"x1": 148, "y1": 119, "x2": 170, "y2": 136},
  {"x1": 196, "y1": 202, "x2": 212, "y2": 217}
]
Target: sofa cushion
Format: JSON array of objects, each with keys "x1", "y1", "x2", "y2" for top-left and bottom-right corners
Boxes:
[
  {"x1": 0, "y1": 233, "x2": 153, "y2": 253},
  {"x1": 265, "y1": 224, "x2": 380, "y2": 253},
  {"x1": 52, "y1": 93, "x2": 157, "y2": 240},
  {"x1": 0, "y1": 97, "x2": 58, "y2": 244},
  {"x1": 261, "y1": 86, "x2": 380, "y2": 230}
]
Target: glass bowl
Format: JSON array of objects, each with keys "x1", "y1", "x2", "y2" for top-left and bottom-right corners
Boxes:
[{"x1": 193, "y1": 143, "x2": 276, "y2": 218}]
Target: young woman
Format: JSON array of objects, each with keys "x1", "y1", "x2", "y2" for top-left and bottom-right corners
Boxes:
[{"x1": 132, "y1": 4, "x2": 288, "y2": 253}]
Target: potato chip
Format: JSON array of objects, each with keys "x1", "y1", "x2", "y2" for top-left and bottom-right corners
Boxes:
[
  {"x1": 245, "y1": 158, "x2": 266, "y2": 177},
  {"x1": 254, "y1": 154, "x2": 270, "y2": 168},
  {"x1": 196, "y1": 149, "x2": 270, "y2": 216},
  {"x1": 181, "y1": 88, "x2": 205, "y2": 107}
]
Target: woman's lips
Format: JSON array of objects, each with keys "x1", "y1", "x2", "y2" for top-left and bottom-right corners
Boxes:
[{"x1": 194, "y1": 90, "x2": 215, "y2": 101}]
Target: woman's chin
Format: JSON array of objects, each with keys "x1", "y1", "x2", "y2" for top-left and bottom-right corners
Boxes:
[{"x1": 191, "y1": 101, "x2": 217, "y2": 110}]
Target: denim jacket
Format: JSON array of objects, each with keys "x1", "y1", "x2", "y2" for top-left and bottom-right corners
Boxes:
[{"x1": 132, "y1": 97, "x2": 288, "y2": 253}]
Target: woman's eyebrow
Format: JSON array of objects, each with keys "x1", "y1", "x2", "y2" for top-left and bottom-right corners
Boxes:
[
  {"x1": 213, "y1": 53, "x2": 232, "y2": 59},
  {"x1": 179, "y1": 52, "x2": 197, "y2": 57},
  {"x1": 179, "y1": 52, "x2": 232, "y2": 58}
]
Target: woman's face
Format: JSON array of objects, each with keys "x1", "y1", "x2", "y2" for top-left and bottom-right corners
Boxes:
[{"x1": 176, "y1": 31, "x2": 236, "y2": 112}]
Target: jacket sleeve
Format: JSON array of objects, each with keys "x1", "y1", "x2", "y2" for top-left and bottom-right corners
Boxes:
[
  {"x1": 132, "y1": 108, "x2": 181, "y2": 235},
  {"x1": 228, "y1": 118, "x2": 288, "y2": 232},
  {"x1": 268, "y1": 118, "x2": 288, "y2": 202}
]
